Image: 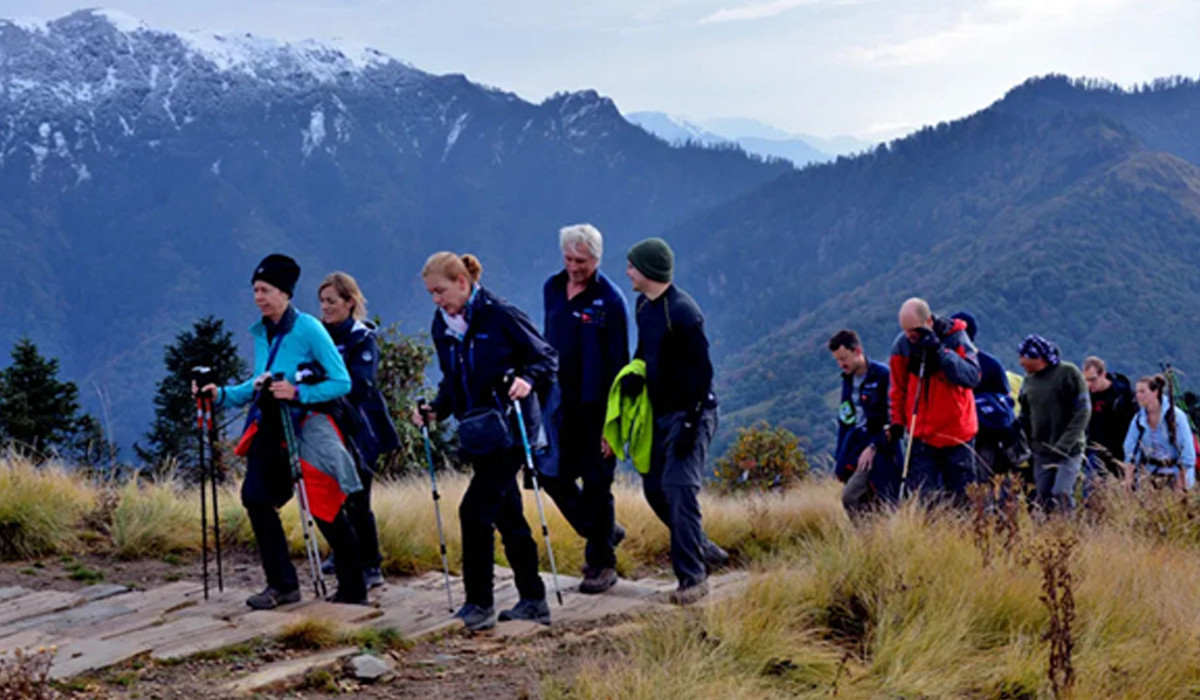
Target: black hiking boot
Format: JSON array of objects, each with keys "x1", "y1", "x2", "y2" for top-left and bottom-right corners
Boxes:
[
  {"x1": 246, "y1": 586, "x2": 301, "y2": 610},
  {"x1": 579, "y1": 567, "x2": 618, "y2": 594},
  {"x1": 498, "y1": 598, "x2": 551, "y2": 625},
  {"x1": 454, "y1": 603, "x2": 496, "y2": 631}
]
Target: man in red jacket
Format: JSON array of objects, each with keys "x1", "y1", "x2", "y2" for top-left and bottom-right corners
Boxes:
[{"x1": 888, "y1": 297, "x2": 981, "y2": 503}]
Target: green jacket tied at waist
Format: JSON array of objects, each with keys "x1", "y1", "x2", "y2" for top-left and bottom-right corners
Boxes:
[{"x1": 604, "y1": 360, "x2": 653, "y2": 474}]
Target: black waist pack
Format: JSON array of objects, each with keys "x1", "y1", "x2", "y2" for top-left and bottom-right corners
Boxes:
[{"x1": 457, "y1": 407, "x2": 514, "y2": 458}]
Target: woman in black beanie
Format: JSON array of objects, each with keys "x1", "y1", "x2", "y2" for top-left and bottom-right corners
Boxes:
[{"x1": 198, "y1": 254, "x2": 368, "y2": 609}]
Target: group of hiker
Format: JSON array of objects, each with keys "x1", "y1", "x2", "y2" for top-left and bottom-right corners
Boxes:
[
  {"x1": 831, "y1": 298, "x2": 1197, "y2": 516},
  {"x1": 196, "y1": 227, "x2": 728, "y2": 631}
]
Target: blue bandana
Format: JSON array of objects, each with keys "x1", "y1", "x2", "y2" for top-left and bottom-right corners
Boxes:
[{"x1": 1018, "y1": 334, "x2": 1060, "y2": 366}]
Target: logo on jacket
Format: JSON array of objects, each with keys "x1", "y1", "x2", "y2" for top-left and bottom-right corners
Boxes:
[{"x1": 839, "y1": 400, "x2": 856, "y2": 426}]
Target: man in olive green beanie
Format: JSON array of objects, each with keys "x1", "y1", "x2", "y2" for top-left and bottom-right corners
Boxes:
[{"x1": 626, "y1": 237, "x2": 674, "y2": 283}]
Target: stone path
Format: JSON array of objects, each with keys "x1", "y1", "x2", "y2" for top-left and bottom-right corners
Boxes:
[{"x1": 0, "y1": 569, "x2": 748, "y2": 695}]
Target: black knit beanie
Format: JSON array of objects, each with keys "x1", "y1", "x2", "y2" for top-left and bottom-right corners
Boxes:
[
  {"x1": 627, "y1": 238, "x2": 674, "y2": 283},
  {"x1": 251, "y1": 254, "x2": 301, "y2": 298}
]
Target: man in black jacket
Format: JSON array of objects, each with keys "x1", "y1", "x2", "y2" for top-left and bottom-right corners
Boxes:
[
  {"x1": 623, "y1": 237, "x2": 719, "y2": 605},
  {"x1": 542, "y1": 224, "x2": 629, "y2": 594},
  {"x1": 829, "y1": 329, "x2": 897, "y2": 514}
]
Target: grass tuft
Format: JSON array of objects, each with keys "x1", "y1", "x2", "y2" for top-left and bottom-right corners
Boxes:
[{"x1": 0, "y1": 458, "x2": 94, "y2": 560}]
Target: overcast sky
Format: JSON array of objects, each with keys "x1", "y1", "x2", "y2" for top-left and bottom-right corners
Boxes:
[{"x1": 5, "y1": 0, "x2": 1199, "y2": 140}]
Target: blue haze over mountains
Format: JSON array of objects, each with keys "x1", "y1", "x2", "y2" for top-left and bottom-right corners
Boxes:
[{"x1": 3, "y1": 9, "x2": 1200, "y2": 458}]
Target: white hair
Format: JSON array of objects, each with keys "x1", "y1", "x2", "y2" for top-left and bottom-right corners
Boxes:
[{"x1": 559, "y1": 223, "x2": 603, "y2": 261}]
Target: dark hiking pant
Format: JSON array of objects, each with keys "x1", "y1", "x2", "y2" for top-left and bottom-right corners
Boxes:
[
  {"x1": 346, "y1": 460, "x2": 382, "y2": 569},
  {"x1": 643, "y1": 407, "x2": 717, "y2": 589},
  {"x1": 242, "y1": 430, "x2": 365, "y2": 601},
  {"x1": 541, "y1": 404, "x2": 617, "y2": 571},
  {"x1": 460, "y1": 454, "x2": 546, "y2": 608},
  {"x1": 906, "y1": 439, "x2": 975, "y2": 506}
]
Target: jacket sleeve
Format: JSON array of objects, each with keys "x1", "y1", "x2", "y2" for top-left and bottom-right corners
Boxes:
[
  {"x1": 1123, "y1": 414, "x2": 1139, "y2": 463},
  {"x1": 429, "y1": 331, "x2": 453, "y2": 418},
  {"x1": 888, "y1": 336, "x2": 910, "y2": 428},
  {"x1": 937, "y1": 332, "x2": 981, "y2": 389},
  {"x1": 868, "y1": 365, "x2": 890, "y2": 448},
  {"x1": 607, "y1": 290, "x2": 631, "y2": 386},
  {"x1": 501, "y1": 305, "x2": 559, "y2": 391},
  {"x1": 1178, "y1": 408, "x2": 1196, "y2": 470},
  {"x1": 1053, "y1": 367, "x2": 1091, "y2": 456},
  {"x1": 344, "y1": 331, "x2": 379, "y2": 406},
  {"x1": 1018, "y1": 383, "x2": 1031, "y2": 439},
  {"x1": 219, "y1": 376, "x2": 256, "y2": 408},
  {"x1": 295, "y1": 318, "x2": 352, "y2": 405}
]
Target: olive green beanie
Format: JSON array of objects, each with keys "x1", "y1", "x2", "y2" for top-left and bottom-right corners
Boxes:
[{"x1": 626, "y1": 237, "x2": 674, "y2": 283}]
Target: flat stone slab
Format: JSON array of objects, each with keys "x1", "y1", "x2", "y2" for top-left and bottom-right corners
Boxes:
[
  {"x1": 10, "y1": 566, "x2": 751, "y2": 682},
  {"x1": 0, "y1": 590, "x2": 82, "y2": 627},
  {"x1": 223, "y1": 645, "x2": 358, "y2": 696}
]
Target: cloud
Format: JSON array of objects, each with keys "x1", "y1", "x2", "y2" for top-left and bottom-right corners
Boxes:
[
  {"x1": 845, "y1": 0, "x2": 1142, "y2": 67},
  {"x1": 699, "y1": 0, "x2": 843, "y2": 25}
]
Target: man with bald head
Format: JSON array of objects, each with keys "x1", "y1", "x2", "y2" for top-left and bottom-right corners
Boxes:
[{"x1": 888, "y1": 297, "x2": 981, "y2": 502}]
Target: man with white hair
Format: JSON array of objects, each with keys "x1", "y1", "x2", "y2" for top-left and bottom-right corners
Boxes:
[{"x1": 542, "y1": 224, "x2": 630, "y2": 594}]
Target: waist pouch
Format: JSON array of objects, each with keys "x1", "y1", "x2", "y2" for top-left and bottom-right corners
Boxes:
[{"x1": 458, "y1": 407, "x2": 514, "y2": 458}]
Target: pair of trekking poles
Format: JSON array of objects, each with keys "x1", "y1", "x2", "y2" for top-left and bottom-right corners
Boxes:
[
  {"x1": 192, "y1": 367, "x2": 224, "y2": 600},
  {"x1": 196, "y1": 368, "x2": 330, "y2": 601},
  {"x1": 417, "y1": 386, "x2": 564, "y2": 613}
]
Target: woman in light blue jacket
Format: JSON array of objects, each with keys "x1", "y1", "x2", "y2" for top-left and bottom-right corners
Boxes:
[
  {"x1": 200, "y1": 254, "x2": 366, "y2": 609},
  {"x1": 1123, "y1": 374, "x2": 1195, "y2": 492}
]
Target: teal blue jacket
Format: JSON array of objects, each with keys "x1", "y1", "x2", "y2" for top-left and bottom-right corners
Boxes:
[{"x1": 217, "y1": 307, "x2": 351, "y2": 409}]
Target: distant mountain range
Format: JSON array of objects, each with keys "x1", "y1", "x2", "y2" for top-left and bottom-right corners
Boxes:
[
  {"x1": 682, "y1": 75, "x2": 1200, "y2": 452},
  {"x1": 4, "y1": 9, "x2": 1199, "y2": 462},
  {"x1": 625, "y1": 112, "x2": 873, "y2": 166},
  {"x1": 0, "y1": 9, "x2": 789, "y2": 452}
]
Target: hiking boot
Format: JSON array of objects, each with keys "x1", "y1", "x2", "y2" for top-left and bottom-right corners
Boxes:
[
  {"x1": 703, "y1": 540, "x2": 730, "y2": 570},
  {"x1": 453, "y1": 603, "x2": 496, "y2": 631},
  {"x1": 611, "y1": 522, "x2": 627, "y2": 548},
  {"x1": 579, "y1": 567, "x2": 618, "y2": 595},
  {"x1": 498, "y1": 598, "x2": 551, "y2": 625},
  {"x1": 326, "y1": 589, "x2": 369, "y2": 606},
  {"x1": 246, "y1": 586, "x2": 301, "y2": 610},
  {"x1": 669, "y1": 579, "x2": 710, "y2": 606},
  {"x1": 364, "y1": 567, "x2": 385, "y2": 590},
  {"x1": 320, "y1": 553, "x2": 336, "y2": 576}
]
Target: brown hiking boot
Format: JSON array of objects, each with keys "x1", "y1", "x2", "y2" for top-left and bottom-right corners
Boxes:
[
  {"x1": 668, "y1": 579, "x2": 709, "y2": 606},
  {"x1": 579, "y1": 567, "x2": 618, "y2": 594}
]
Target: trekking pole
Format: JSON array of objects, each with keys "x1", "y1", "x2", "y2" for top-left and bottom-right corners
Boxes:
[
  {"x1": 277, "y1": 383, "x2": 327, "y2": 600},
  {"x1": 419, "y1": 405, "x2": 455, "y2": 613},
  {"x1": 898, "y1": 355, "x2": 928, "y2": 501},
  {"x1": 194, "y1": 392, "x2": 210, "y2": 600},
  {"x1": 203, "y1": 393, "x2": 224, "y2": 593},
  {"x1": 509, "y1": 390, "x2": 564, "y2": 606}
]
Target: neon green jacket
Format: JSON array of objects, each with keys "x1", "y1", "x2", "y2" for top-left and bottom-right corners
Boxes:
[{"x1": 604, "y1": 360, "x2": 653, "y2": 474}]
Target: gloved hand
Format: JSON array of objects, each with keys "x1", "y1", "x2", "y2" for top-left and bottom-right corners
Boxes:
[
  {"x1": 886, "y1": 423, "x2": 906, "y2": 444},
  {"x1": 620, "y1": 373, "x2": 645, "y2": 399},
  {"x1": 674, "y1": 404, "x2": 703, "y2": 458},
  {"x1": 913, "y1": 327, "x2": 941, "y2": 349}
]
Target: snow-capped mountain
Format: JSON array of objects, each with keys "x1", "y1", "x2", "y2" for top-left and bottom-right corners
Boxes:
[{"x1": 0, "y1": 9, "x2": 789, "y2": 451}]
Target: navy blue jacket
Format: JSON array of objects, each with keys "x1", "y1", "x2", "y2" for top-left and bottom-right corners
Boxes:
[
  {"x1": 543, "y1": 270, "x2": 630, "y2": 409},
  {"x1": 833, "y1": 360, "x2": 890, "y2": 482},
  {"x1": 430, "y1": 286, "x2": 559, "y2": 422},
  {"x1": 324, "y1": 317, "x2": 400, "y2": 464},
  {"x1": 634, "y1": 285, "x2": 714, "y2": 415}
]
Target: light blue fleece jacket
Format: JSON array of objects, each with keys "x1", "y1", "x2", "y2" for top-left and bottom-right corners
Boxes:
[{"x1": 217, "y1": 307, "x2": 351, "y2": 409}]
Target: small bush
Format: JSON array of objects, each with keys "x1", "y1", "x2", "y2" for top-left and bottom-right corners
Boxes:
[
  {"x1": 712, "y1": 421, "x2": 810, "y2": 494},
  {"x1": 278, "y1": 618, "x2": 341, "y2": 651},
  {"x1": 0, "y1": 458, "x2": 94, "y2": 560},
  {"x1": 111, "y1": 481, "x2": 198, "y2": 558}
]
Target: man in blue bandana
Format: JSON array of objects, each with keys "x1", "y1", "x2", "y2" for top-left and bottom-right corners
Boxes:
[{"x1": 1016, "y1": 334, "x2": 1091, "y2": 512}]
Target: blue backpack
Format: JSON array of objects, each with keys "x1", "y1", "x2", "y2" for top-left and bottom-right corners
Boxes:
[{"x1": 975, "y1": 391, "x2": 1016, "y2": 435}]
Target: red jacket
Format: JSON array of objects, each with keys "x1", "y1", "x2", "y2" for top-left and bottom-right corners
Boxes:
[{"x1": 889, "y1": 316, "x2": 980, "y2": 447}]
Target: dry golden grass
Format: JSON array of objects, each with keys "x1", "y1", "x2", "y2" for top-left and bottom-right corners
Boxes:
[{"x1": 0, "y1": 457, "x2": 94, "y2": 560}]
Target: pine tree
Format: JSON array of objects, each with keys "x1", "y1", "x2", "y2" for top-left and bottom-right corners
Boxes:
[
  {"x1": 136, "y1": 316, "x2": 247, "y2": 480},
  {"x1": 0, "y1": 338, "x2": 108, "y2": 463}
]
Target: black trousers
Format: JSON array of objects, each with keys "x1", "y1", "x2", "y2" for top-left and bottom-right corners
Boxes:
[
  {"x1": 642, "y1": 408, "x2": 717, "y2": 589},
  {"x1": 241, "y1": 428, "x2": 365, "y2": 601},
  {"x1": 459, "y1": 452, "x2": 546, "y2": 608},
  {"x1": 346, "y1": 460, "x2": 382, "y2": 569},
  {"x1": 541, "y1": 404, "x2": 617, "y2": 571}
]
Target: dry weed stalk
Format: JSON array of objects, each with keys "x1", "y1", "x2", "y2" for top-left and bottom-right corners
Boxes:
[
  {"x1": 1035, "y1": 528, "x2": 1077, "y2": 699},
  {"x1": 0, "y1": 646, "x2": 55, "y2": 700}
]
